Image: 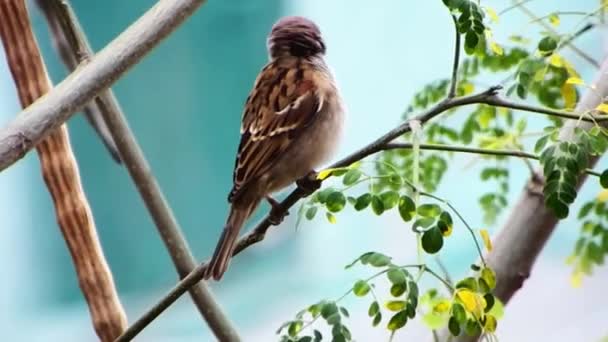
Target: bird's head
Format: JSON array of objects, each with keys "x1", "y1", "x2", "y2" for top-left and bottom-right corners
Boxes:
[{"x1": 267, "y1": 16, "x2": 326, "y2": 59}]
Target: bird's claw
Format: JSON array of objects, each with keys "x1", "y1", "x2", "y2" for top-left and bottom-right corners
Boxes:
[
  {"x1": 266, "y1": 196, "x2": 289, "y2": 225},
  {"x1": 296, "y1": 171, "x2": 322, "y2": 196}
]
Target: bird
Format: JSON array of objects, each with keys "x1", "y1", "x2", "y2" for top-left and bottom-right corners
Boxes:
[{"x1": 203, "y1": 16, "x2": 345, "y2": 280}]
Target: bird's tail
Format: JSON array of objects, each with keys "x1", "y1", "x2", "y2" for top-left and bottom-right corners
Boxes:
[{"x1": 205, "y1": 203, "x2": 256, "y2": 280}]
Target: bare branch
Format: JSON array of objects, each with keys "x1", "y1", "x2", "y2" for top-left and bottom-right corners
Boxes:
[
  {"x1": 35, "y1": 0, "x2": 122, "y2": 162},
  {"x1": 33, "y1": 1, "x2": 241, "y2": 340},
  {"x1": 0, "y1": 0, "x2": 207, "y2": 171},
  {"x1": 0, "y1": 1, "x2": 126, "y2": 340}
]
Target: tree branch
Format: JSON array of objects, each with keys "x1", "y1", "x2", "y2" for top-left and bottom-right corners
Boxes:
[
  {"x1": 115, "y1": 76, "x2": 608, "y2": 340},
  {"x1": 0, "y1": 0, "x2": 207, "y2": 172},
  {"x1": 0, "y1": 1, "x2": 126, "y2": 340},
  {"x1": 440, "y1": 57, "x2": 608, "y2": 342},
  {"x1": 34, "y1": 1, "x2": 240, "y2": 340}
]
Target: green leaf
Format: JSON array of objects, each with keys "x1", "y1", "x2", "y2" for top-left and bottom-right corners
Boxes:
[
  {"x1": 391, "y1": 283, "x2": 407, "y2": 297},
  {"x1": 326, "y1": 191, "x2": 346, "y2": 213},
  {"x1": 372, "y1": 312, "x2": 382, "y2": 327},
  {"x1": 314, "y1": 330, "x2": 322, "y2": 342},
  {"x1": 353, "y1": 280, "x2": 371, "y2": 297},
  {"x1": 448, "y1": 316, "x2": 461, "y2": 336},
  {"x1": 315, "y1": 188, "x2": 334, "y2": 204},
  {"x1": 452, "y1": 303, "x2": 467, "y2": 324},
  {"x1": 305, "y1": 207, "x2": 318, "y2": 220},
  {"x1": 455, "y1": 277, "x2": 478, "y2": 291},
  {"x1": 417, "y1": 204, "x2": 442, "y2": 218},
  {"x1": 387, "y1": 268, "x2": 407, "y2": 285},
  {"x1": 398, "y1": 196, "x2": 416, "y2": 222},
  {"x1": 380, "y1": 191, "x2": 400, "y2": 209},
  {"x1": 342, "y1": 169, "x2": 362, "y2": 186},
  {"x1": 321, "y1": 302, "x2": 338, "y2": 319},
  {"x1": 368, "y1": 301, "x2": 380, "y2": 317},
  {"x1": 601, "y1": 170, "x2": 608, "y2": 188},
  {"x1": 288, "y1": 320, "x2": 303, "y2": 337},
  {"x1": 534, "y1": 135, "x2": 549, "y2": 153},
  {"x1": 538, "y1": 36, "x2": 557, "y2": 54},
  {"x1": 361, "y1": 252, "x2": 392, "y2": 267},
  {"x1": 387, "y1": 310, "x2": 408, "y2": 331},
  {"x1": 371, "y1": 195, "x2": 385, "y2": 215},
  {"x1": 413, "y1": 217, "x2": 435, "y2": 231},
  {"x1": 339, "y1": 306, "x2": 349, "y2": 318},
  {"x1": 421, "y1": 227, "x2": 444, "y2": 254},
  {"x1": 354, "y1": 193, "x2": 372, "y2": 211},
  {"x1": 484, "y1": 293, "x2": 495, "y2": 313}
]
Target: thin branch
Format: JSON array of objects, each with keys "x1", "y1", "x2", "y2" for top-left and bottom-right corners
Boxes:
[
  {"x1": 383, "y1": 142, "x2": 537, "y2": 159},
  {"x1": 0, "y1": 0, "x2": 207, "y2": 171},
  {"x1": 448, "y1": 15, "x2": 461, "y2": 99},
  {"x1": 514, "y1": 0, "x2": 600, "y2": 68},
  {"x1": 481, "y1": 96, "x2": 606, "y2": 122},
  {"x1": 36, "y1": 0, "x2": 121, "y2": 163},
  {"x1": 383, "y1": 142, "x2": 601, "y2": 177},
  {"x1": 36, "y1": 1, "x2": 240, "y2": 340}
]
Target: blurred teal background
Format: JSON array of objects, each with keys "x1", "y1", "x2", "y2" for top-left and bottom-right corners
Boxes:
[{"x1": 1, "y1": 0, "x2": 607, "y2": 341}]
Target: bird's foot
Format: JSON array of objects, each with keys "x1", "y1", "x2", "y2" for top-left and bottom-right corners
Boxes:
[
  {"x1": 296, "y1": 171, "x2": 322, "y2": 196},
  {"x1": 266, "y1": 196, "x2": 289, "y2": 225}
]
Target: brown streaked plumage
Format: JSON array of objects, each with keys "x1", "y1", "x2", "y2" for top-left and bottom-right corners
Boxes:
[{"x1": 204, "y1": 16, "x2": 345, "y2": 280}]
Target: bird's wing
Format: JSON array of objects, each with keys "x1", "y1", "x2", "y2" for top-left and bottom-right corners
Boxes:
[{"x1": 229, "y1": 61, "x2": 324, "y2": 202}]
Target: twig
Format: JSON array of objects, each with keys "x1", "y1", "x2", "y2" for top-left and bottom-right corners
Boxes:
[
  {"x1": 514, "y1": 0, "x2": 600, "y2": 68},
  {"x1": 0, "y1": 0, "x2": 207, "y2": 171},
  {"x1": 0, "y1": 1, "x2": 126, "y2": 340},
  {"x1": 448, "y1": 15, "x2": 461, "y2": 99},
  {"x1": 35, "y1": 1, "x2": 241, "y2": 340},
  {"x1": 36, "y1": 0, "x2": 121, "y2": 163},
  {"x1": 383, "y1": 142, "x2": 538, "y2": 159}
]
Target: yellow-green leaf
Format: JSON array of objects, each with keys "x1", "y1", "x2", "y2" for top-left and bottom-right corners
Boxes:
[
  {"x1": 549, "y1": 53, "x2": 564, "y2": 67},
  {"x1": 490, "y1": 42, "x2": 503, "y2": 56},
  {"x1": 597, "y1": 189, "x2": 608, "y2": 202},
  {"x1": 596, "y1": 103, "x2": 608, "y2": 114},
  {"x1": 481, "y1": 267, "x2": 497, "y2": 290},
  {"x1": 570, "y1": 271, "x2": 583, "y2": 288},
  {"x1": 385, "y1": 300, "x2": 407, "y2": 312},
  {"x1": 566, "y1": 77, "x2": 585, "y2": 85},
  {"x1": 433, "y1": 300, "x2": 451, "y2": 313},
  {"x1": 485, "y1": 6, "x2": 499, "y2": 23},
  {"x1": 326, "y1": 212, "x2": 337, "y2": 224},
  {"x1": 480, "y1": 229, "x2": 493, "y2": 252},
  {"x1": 484, "y1": 314, "x2": 498, "y2": 332},
  {"x1": 456, "y1": 289, "x2": 485, "y2": 318},
  {"x1": 460, "y1": 81, "x2": 475, "y2": 95},
  {"x1": 561, "y1": 83, "x2": 577, "y2": 110},
  {"x1": 548, "y1": 13, "x2": 560, "y2": 27},
  {"x1": 441, "y1": 223, "x2": 453, "y2": 237},
  {"x1": 316, "y1": 169, "x2": 335, "y2": 180},
  {"x1": 534, "y1": 68, "x2": 547, "y2": 82}
]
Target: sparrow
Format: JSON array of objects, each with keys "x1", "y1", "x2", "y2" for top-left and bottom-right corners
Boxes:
[{"x1": 204, "y1": 16, "x2": 345, "y2": 280}]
